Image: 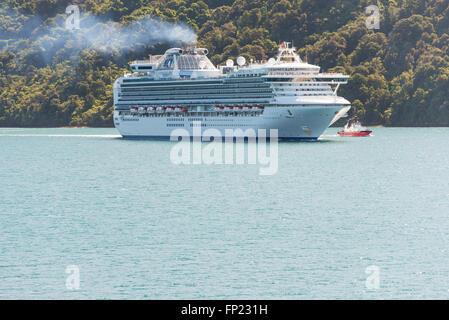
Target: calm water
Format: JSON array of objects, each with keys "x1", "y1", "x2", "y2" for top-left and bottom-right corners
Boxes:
[{"x1": 0, "y1": 127, "x2": 448, "y2": 299}]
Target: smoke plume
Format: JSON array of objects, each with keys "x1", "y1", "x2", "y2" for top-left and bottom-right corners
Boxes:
[{"x1": 0, "y1": 5, "x2": 197, "y2": 65}]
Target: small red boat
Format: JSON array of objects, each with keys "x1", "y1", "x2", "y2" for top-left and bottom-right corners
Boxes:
[
  {"x1": 338, "y1": 118, "x2": 372, "y2": 137},
  {"x1": 338, "y1": 130, "x2": 372, "y2": 136}
]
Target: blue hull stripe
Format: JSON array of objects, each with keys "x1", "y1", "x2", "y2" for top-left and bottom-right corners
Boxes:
[{"x1": 122, "y1": 135, "x2": 318, "y2": 141}]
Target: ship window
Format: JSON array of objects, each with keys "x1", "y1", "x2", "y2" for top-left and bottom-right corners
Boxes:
[
  {"x1": 138, "y1": 66, "x2": 152, "y2": 70},
  {"x1": 177, "y1": 55, "x2": 214, "y2": 70}
]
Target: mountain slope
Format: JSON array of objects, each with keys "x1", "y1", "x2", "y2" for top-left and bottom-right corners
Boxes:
[{"x1": 1, "y1": 0, "x2": 449, "y2": 126}]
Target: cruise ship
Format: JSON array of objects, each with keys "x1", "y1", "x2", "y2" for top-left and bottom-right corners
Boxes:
[{"x1": 113, "y1": 42, "x2": 351, "y2": 140}]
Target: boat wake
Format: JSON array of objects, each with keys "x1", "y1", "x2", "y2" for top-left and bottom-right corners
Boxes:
[
  {"x1": 0, "y1": 134, "x2": 121, "y2": 138},
  {"x1": 321, "y1": 134, "x2": 339, "y2": 138}
]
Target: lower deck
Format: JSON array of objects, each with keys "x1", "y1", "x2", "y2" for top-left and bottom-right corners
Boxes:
[{"x1": 114, "y1": 105, "x2": 351, "y2": 140}]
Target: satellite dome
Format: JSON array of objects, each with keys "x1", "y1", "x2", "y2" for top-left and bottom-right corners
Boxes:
[
  {"x1": 236, "y1": 56, "x2": 246, "y2": 66},
  {"x1": 226, "y1": 59, "x2": 234, "y2": 67}
]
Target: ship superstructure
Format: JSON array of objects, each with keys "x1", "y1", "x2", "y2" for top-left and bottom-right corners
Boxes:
[{"x1": 113, "y1": 42, "x2": 351, "y2": 140}]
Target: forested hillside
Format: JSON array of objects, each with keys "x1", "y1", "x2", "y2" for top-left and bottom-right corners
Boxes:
[{"x1": 1, "y1": 0, "x2": 449, "y2": 127}]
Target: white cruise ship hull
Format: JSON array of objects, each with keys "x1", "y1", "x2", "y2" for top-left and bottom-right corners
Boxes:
[
  {"x1": 113, "y1": 44, "x2": 352, "y2": 140},
  {"x1": 114, "y1": 105, "x2": 350, "y2": 141}
]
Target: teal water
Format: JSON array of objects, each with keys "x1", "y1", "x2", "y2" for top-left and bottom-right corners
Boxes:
[{"x1": 0, "y1": 127, "x2": 448, "y2": 299}]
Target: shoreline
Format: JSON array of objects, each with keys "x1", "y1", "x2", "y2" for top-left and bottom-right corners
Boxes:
[
  {"x1": 2, "y1": 125, "x2": 449, "y2": 129},
  {"x1": 0, "y1": 126, "x2": 104, "y2": 129}
]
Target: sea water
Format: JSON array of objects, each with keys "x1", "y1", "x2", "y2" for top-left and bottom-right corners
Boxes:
[{"x1": 0, "y1": 127, "x2": 448, "y2": 299}]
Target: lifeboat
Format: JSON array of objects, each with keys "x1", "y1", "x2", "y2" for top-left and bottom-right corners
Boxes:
[
  {"x1": 130, "y1": 107, "x2": 138, "y2": 112},
  {"x1": 255, "y1": 106, "x2": 264, "y2": 110},
  {"x1": 338, "y1": 118, "x2": 372, "y2": 137},
  {"x1": 167, "y1": 107, "x2": 175, "y2": 112},
  {"x1": 236, "y1": 106, "x2": 243, "y2": 110},
  {"x1": 215, "y1": 106, "x2": 224, "y2": 111},
  {"x1": 175, "y1": 107, "x2": 183, "y2": 112}
]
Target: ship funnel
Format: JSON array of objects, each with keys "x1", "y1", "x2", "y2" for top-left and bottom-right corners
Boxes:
[{"x1": 195, "y1": 48, "x2": 209, "y2": 55}]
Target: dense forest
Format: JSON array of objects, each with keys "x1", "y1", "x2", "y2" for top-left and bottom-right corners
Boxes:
[{"x1": 1, "y1": 0, "x2": 449, "y2": 127}]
